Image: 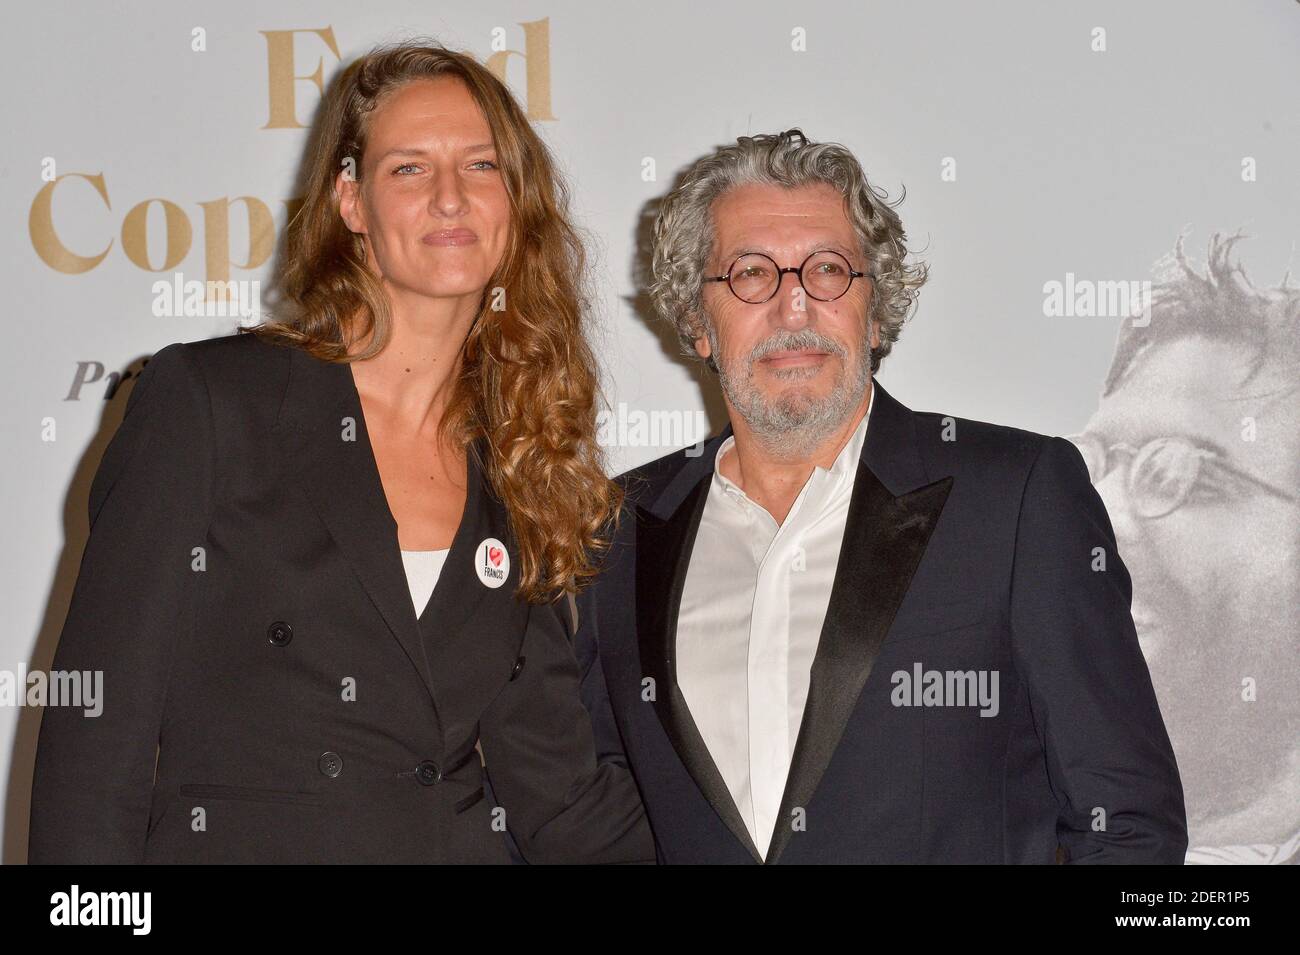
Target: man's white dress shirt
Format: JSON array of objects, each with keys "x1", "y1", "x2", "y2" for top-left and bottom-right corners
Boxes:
[{"x1": 676, "y1": 388, "x2": 874, "y2": 859}]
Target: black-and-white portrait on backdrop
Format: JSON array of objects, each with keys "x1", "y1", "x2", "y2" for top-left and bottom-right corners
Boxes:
[{"x1": 1072, "y1": 230, "x2": 1300, "y2": 863}]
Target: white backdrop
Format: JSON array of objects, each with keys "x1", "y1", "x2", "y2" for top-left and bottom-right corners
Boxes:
[{"x1": 2, "y1": 0, "x2": 1296, "y2": 863}]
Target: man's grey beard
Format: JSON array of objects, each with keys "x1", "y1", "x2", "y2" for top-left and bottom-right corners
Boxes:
[{"x1": 707, "y1": 323, "x2": 872, "y2": 459}]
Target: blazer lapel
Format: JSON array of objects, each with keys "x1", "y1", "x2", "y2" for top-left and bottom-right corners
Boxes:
[
  {"x1": 764, "y1": 378, "x2": 953, "y2": 863},
  {"x1": 636, "y1": 469, "x2": 765, "y2": 863},
  {"x1": 418, "y1": 440, "x2": 514, "y2": 674},
  {"x1": 274, "y1": 345, "x2": 444, "y2": 715}
]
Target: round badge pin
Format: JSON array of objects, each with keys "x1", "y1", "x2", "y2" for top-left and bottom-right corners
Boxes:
[{"x1": 474, "y1": 537, "x2": 510, "y2": 589}]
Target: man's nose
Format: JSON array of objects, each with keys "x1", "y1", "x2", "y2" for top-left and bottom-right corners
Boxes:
[{"x1": 775, "y1": 273, "x2": 812, "y2": 329}]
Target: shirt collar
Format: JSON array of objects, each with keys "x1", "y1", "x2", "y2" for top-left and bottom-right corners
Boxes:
[{"x1": 830, "y1": 384, "x2": 874, "y2": 478}]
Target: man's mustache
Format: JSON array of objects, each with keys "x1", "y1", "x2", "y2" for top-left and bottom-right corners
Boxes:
[{"x1": 746, "y1": 329, "x2": 849, "y2": 364}]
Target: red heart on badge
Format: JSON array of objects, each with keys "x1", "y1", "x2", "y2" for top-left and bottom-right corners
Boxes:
[{"x1": 488, "y1": 546, "x2": 503, "y2": 566}]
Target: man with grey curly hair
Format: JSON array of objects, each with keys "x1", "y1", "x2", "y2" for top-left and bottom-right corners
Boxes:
[
  {"x1": 574, "y1": 129, "x2": 1187, "y2": 864},
  {"x1": 647, "y1": 129, "x2": 925, "y2": 460}
]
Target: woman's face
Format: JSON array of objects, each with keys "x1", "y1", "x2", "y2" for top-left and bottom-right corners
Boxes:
[{"x1": 337, "y1": 75, "x2": 510, "y2": 307}]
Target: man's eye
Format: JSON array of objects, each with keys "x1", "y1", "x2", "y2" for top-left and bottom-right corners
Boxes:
[
  {"x1": 393, "y1": 163, "x2": 419, "y2": 175},
  {"x1": 1186, "y1": 473, "x2": 1228, "y2": 504},
  {"x1": 1199, "y1": 463, "x2": 1244, "y2": 498}
]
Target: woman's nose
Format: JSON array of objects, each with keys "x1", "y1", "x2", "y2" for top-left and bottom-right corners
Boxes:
[{"x1": 427, "y1": 169, "x2": 470, "y2": 217}]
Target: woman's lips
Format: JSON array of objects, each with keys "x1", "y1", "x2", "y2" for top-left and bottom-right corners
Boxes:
[{"x1": 422, "y1": 229, "x2": 478, "y2": 247}]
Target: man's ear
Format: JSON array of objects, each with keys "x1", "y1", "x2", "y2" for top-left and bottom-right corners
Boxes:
[
  {"x1": 868, "y1": 316, "x2": 881, "y2": 350},
  {"x1": 692, "y1": 330, "x2": 718, "y2": 374},
  {"x1": 687, "y1": 310, "x2": 722, "y2": 372}
]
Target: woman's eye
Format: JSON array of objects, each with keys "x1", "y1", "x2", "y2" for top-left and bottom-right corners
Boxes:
[{"x1": 470, "y1": 159, "x2": 499, "y2": 171}]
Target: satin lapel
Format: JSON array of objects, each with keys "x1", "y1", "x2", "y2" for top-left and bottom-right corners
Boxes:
[
  {"x1": 636, "y1": 474, "x2": 765, "y2": 863},
  {"x1": 418, "y1": 441, "x2": 508, "y2": 661},
  {"x1": 275, "y1": 346, "x2": 440, "y2": 711},
  {"x1": 765, "y1": 378, "x2": 953, "y2": 864}
]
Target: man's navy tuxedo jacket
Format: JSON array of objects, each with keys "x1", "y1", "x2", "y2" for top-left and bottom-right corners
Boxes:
[{"x1": 574, "y1": 378, "x2": 1188, "y2": 864}]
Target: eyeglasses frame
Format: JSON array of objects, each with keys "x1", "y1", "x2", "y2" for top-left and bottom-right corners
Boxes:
[
  {"x1": 702, "y1": 249, "x2": 871, "y2": 304},
  {"x1": 1066, "y1": 432, "x2": 1300, "y2": 518}
]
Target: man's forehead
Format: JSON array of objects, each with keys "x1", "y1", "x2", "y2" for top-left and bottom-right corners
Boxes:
[
  {"x1": 1085, "y1": 336, "x2": 1299, "y2": 463},
  {"x1": 710, "y1": 185, "x2": 858, "y2": 259},
  {"x1": 713, "y1": 183, "x2": 848, "y2": 224},
  {"x1": 1103, "y1": 335, "x2": 1279, "y2": 402}
]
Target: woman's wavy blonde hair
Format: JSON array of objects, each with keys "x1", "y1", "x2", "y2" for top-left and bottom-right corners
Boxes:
[{"x1": 244, "y1": 39, "x2": 620, "y2": 603}]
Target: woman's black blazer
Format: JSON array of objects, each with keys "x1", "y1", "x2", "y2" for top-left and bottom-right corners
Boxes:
[{"x1": 28, "y1": 332, "x2": 652, "y2": 864}]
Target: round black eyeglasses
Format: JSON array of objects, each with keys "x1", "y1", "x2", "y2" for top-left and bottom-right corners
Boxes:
[{"x1": 703, "y1": 250, "x2": 869, "y2": 304}]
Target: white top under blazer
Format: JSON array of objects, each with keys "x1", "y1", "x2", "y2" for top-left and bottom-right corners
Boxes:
[{"x1": 399, "y1": 548, "x2": 450, "y2": 618}]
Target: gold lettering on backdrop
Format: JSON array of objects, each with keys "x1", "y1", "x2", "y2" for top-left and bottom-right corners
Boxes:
[
  {"x1": 29, "y1": 174, "x2": 112, "y2": 274},
  {"x1": 261, "y1": 27, "x2": 341, "y2": 129},
  {"x1": 32, "y1": 179, "x2": 305, "y2": 299},
  {"x1": 121, "y1": 198, "x2": 192, "y2": 272},
  {"x1": 29, "y1": 25, "x2": 553, "y2": 289},
  {"x1": 485, "y1": 18, "x2": 555, "y2": 121},
  {"x1": 197, "y1": 197, "x2": 276, "y2": 302}
]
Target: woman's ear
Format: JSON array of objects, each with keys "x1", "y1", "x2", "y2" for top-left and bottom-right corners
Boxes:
[{"x1": 335, "y1": 165, "x2": 364, "y2": 235}]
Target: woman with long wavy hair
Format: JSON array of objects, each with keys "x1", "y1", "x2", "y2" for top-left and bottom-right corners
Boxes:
[{"x1": 28, "y1": 40, "x2": 653, "y2": 864}]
